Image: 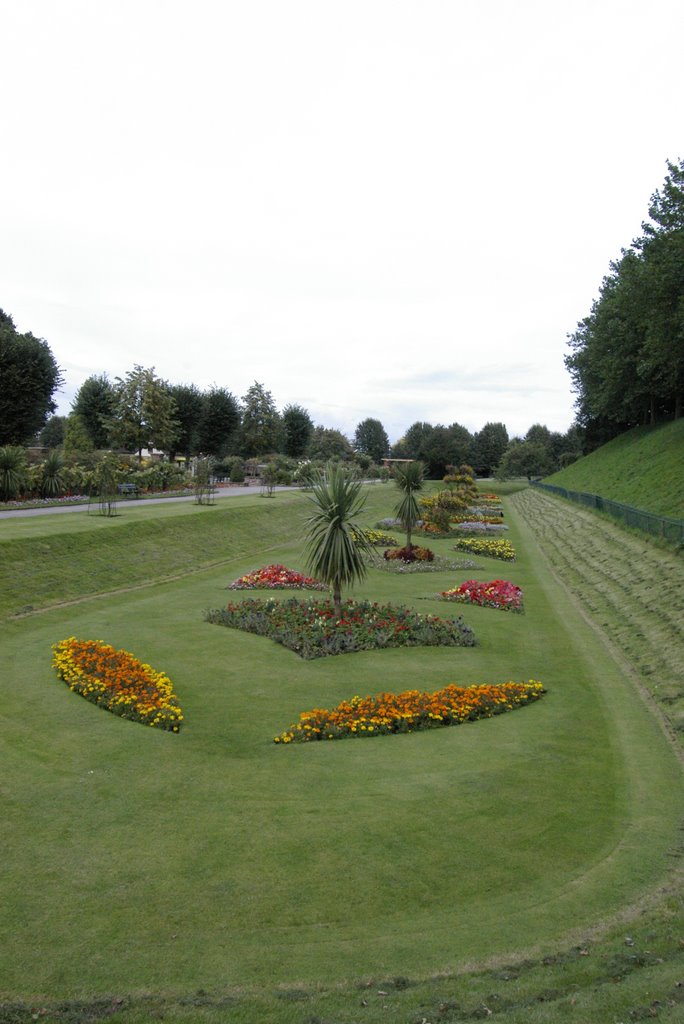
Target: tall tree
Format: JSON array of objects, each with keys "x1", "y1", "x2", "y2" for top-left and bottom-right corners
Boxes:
[
  {"x1": 198, "y1": 387, "x2": 241, "y2": 457},
  {"x1": 304, "y1": 463, "x2": 372, "y2": 617},
  {"x1": 239, "y1": 382, "x2": 281, "y2": 456},
  {"x1": 282, "y1": 403, "x2": 314, "y2": 458},
  {"x1": 473, "y1": 422, "x2": 509, "y2": 476},
  {"x1": 167, "y1": 383, "x2": 206, "y2": 460},
  {"x1": 0, "y1": 309, "x2": 63, "y2": 445},
  {"x1": 565, "y1": 159, "x2": 684, "y2": 439},
  {"x1": 39, "y1": 415, "x2": 68, "y2": 449},
  {"x1": 307, "y1": 426, "x2": 353, "y2": 461},
  {"x1": 72, "y1": 374, "x2": 115, "y2": 449},
  {"x1": 108, "y1": 366, "x2": 179, "y2": 460},
  {"x1": 353, "y1": 417, "x2": 390, "y2": 464}
]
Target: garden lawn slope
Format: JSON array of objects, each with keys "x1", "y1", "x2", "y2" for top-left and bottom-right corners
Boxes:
[
  {"x1": 1, "y1": 484, "x2": 683, "y2": 1021},
  {"x1": 544, "y1": 419, "x2": 684, "y2": 517}
]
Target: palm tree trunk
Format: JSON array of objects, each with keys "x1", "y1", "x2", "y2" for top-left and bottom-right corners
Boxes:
[{"x1": 333, "y1": 580, "x2": 342, "y2": 619}]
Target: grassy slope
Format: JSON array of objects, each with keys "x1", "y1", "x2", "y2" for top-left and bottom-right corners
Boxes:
[
  {"x1": 544, "y1": 419, "x2": 684, "y2": 517},
  {"x1": 1, "y1": 485, "x2": 683, "y2": 1022}
]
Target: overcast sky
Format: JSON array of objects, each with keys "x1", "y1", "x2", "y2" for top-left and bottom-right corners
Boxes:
[{"x1": 2, "y1": 0, "x2": 682, "y2": 443}]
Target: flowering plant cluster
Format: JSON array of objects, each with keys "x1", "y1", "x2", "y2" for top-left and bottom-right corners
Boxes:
[
  {"x1": 452, "y1": 521, "x2": 508, "y2": 533},
  {"x1": 451, "y1": 513, "x2": 505, "y2": 524},
  {"x1": 365, "y1": 552, "x2": 477, "y2": 574},
  {"x1": 351, "y1": 528, "x2": 399, "y2": 547},
  {"x1": 52, "y1": 638, "x2": 183, "y2": 731},
  {"x1": 453, "y1": 537, "x2": 516, "y2": 561},
  {"x1": 478, "y1": 493, "x2": 502, "y2": 504},
  {"x1": 384, "y1": 544, "x2": 434, "y2": 562},
  {"x1": 274, "y1": 679, "x2": 545, "y2": 742},
  {"x1": 204, "y1": 598, "x2": 475, "y2": 659},
  {"x1": 439, "y1": 579, "x2": 523, "y2": 612},
  {"x1": 229, "y1": 564, "x2": 327, "y2": 591}
]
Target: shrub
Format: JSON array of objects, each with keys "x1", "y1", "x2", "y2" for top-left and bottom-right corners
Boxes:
[{"x1": 384, "y1": 544, "x2": 434, "y2": 562}]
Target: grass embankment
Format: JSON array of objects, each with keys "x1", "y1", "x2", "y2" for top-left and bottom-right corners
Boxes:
[
  {"x1": 1, "y1": 484, "x2": 683, "y2": 1022},
  {"x1": 544, "y1": 419, "x2": 684, "y2": 518},
  {"x1": 0, "y1": 491, "x2": 309, "y2": 618}
]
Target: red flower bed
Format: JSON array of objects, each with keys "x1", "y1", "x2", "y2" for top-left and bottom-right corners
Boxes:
[
  {"x1": 439, "y1": 579, "x2": 523, "y2": 611},
  {"x1": 229, "y1": 564, "x2": 328, "y2": 591}
]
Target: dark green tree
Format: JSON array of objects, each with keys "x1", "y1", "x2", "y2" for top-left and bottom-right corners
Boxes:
[
  {"x1": 239, "y1": 382, "x2": 281, "y2": 456},
  {"x1": 0, "y1": 309, "x2": 63, "y2": 445},
  {"x1": 304, "y1": 463, "x2": 372, "y2": 617},
  {"x1": 495, "y1": 441, "x2": 555, "y2": 480},
  {"x1": 39, "y1": 415, "x2": 68, "y2": 449},
  {"x1": 198, "y1": 387, "x2": 241, "y2": 458},
  {"x1": 72, "y1": 374, "x2": 115, "y2": 449},
  {"x1": 282, "y1": 404, "x2": 314, "y2": 458},
  {"x1": 565, "y1": 159, "x2": 684, "y2": 439},
  {"x1": 307, "y1": 426, "x2": 353, "y2": 461},
  {"x1": 167, "y1": 383, "x2": 205, "y2": 461},
  {"x1": 472, "y1": 422, "x2": 509, "y2": 476},
  {"x1": 353, "y1": 417, "x2": 390, "y2": 464}
]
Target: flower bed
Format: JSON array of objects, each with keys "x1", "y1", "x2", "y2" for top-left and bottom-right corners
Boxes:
[
  {"x1": 52, "y1": 638, "x2": 183, "y2": 731},
  {"x1": 438, "y1": 579, "x2": 523, "y2": 612},
  {"x1": 204, "y1": 598, "x2": 476, "y2": 659},
  {"x1": 451, "y1": 513, "x2": 504, "y2": 524},
  {"x1": 229, "y1": 564, "x2": 327, "y2": 591},
  {"x1": 365, "y1": 552, "x2": 477, "y2": 574},
  {"x1": 451, "y1": 521, "x2": 508, "y2": 533},
  {"x1": 351, "y1": 528, "x2": 399, "y2": 546},
  {"x1": 453, "y1": 537, "x2": 516, "y2": 561},
  {"x1": 274, "y1": 679, "x2": 545, "y2": 742},
  {"x1": 384, "y1": 544, "x2": 434, "y2": 562}
]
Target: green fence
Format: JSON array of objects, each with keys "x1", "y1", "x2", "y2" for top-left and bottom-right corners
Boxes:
[{"x1": 530, "y1": 481, "x2": 684, "y2": 545}]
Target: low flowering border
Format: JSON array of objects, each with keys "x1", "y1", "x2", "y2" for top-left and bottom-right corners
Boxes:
[
  {"x1": 438, "y1": 579, "x2": 523, "y2": 612},
  {"x1": 229, "y1": 564, "x2": 328, "y2": 591},
  {"x1": 204, "y1": 598, "x2": 476, "y2": 659},
  {"x1": 52, "y1": 637, "x2": 183, "y2": 731},
  {"x1": 351, "y1": 528, "x2": 399, "y2": 547},
  {"x1": 365, "y1": 551, "x2": 478, "y2": 574},
  {"x1": 453, "y1": 537, "x2": 516, "y2": 561},
  {"x1": 274, "y1": 679, "x2": 545, "y2": 742}
]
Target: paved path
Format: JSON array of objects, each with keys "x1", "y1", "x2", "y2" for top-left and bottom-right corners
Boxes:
[{"x1": 0, "y1": 484, "x2": 299, "y2": 519}]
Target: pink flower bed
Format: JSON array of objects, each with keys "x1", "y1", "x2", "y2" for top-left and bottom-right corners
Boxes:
[
  {"x1": 439, "y1": 579, "x2": 523, "y2": 612},
  {"x1": 229, "y1": 564, "x2": 328, "y2": 591}
]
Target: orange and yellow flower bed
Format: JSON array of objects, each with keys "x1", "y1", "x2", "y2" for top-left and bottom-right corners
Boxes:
[
  {"x1": 52, "y1": 637, "x2": 183, "y2": 731},
  {"x1": 274, "y1": 679, "x2": 544, "y2": 743}
]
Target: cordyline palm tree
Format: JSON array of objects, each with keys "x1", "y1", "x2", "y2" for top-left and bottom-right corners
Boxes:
[
  {"x1": 0, "y1": 445, "x2": 27, "y2": 502},
  {"x1": 393, "y1": 460, "x2": 425, "y2": 549},
  {"x1": 304, "y1": 462, "x2": 373, "y2": 618}
]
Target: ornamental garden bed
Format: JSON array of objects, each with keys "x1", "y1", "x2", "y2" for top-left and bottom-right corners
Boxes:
[
  {"x1": 204, "y1": 598, "x2": 476, "y2": 659},
  {"x1": 274, "y1": 679, "x2": 545, "y2": 742},
  {"x1": 229, "y1": 564, "x2": 328, "y2": 590},
  {"x1": 52, "y1": 637, "x2": 183, "y2": 731},
  {"x1": 438, "y1": 579, "x2": 524, "y2": 612},
  {"x1": 453, "y1": 537, "x2": 516, "y2": 561}
]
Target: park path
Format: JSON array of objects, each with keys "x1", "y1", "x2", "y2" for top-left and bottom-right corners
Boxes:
[{"x1": 0, "y1": 483, "x2": 298, "y2": 520}]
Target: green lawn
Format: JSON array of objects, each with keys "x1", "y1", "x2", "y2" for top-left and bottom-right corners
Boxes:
[{"x1": 1, "y1": 484, "x2": 683, "y2": 1021}]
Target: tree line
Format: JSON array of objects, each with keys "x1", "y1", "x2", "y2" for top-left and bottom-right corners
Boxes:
[
  {"x1": 566, "y1": 158, "x2": 684, "y2": 450},
  {"x1": 2, "y1": 312, "x2": 580, "y2": 482}
]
